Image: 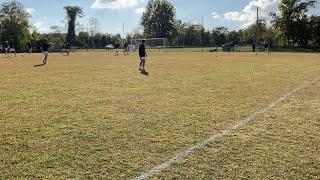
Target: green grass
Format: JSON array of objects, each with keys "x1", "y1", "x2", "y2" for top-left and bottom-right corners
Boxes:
[{"x1": 0, "y1": 52, "x2": 319, "y2": 179}]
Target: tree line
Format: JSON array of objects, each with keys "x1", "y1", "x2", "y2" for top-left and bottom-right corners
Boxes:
[
  {"x1": 140, "y1": 0, "x2": 320, "y2": 49},
  {"x1": 0, "y1": 0, "x2": 319, "y2": 53}
]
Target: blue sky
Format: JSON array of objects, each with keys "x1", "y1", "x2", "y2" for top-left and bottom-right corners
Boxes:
[{"x1": 17, "y1": 0, "x2": 320, "y2": 35}]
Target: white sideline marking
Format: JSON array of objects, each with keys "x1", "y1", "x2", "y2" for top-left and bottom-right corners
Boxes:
[{"x1": 135, "y1": 76, "x2": 320, "y2": 180}]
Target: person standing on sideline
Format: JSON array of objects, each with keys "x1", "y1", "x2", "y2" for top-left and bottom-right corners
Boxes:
[
  {"x1": 264, "y1": 41, "x2": 269, "y2": 54},
  {"x1": 252, "y1": 42, "x2": 256, "y2": 53},
  {"x1": 124, "y1": 42, "x2": 129, "y2": 56},
  {"x1": 63, "y1": 41, "x2": 69, "y2": 56},
  {"x1": 27, "y1": 41, "x2": 32, "y2": 55},
  {"x1": 4, "y1": 41, "x2": 9, "y2": 56},
  {"x1": 9, "y1": 40, "x2": 17, "y2": 57},
  {"x1": 114, "y1": 42, "x2": 119, "y2": 56},
  {"x1": 139, "y1": 40, "x2": 147, "y2": 73}
]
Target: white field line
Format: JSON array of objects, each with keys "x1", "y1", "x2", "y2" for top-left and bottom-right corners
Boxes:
[{"x1": 135, "y1": 76, "x2": 320, "y2": 180}]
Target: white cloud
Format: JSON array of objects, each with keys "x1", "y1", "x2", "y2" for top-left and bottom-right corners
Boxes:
[
  {"x1": 91, "y1": 0, "x2": 144, "y2": 9},
  {"x1": 25, "y1": 8, "x2": 36, "y2": 14},
  {"x1": 32, "y1": 22, "x2": 49, "y2": 33},
  {"x1": 224, "y1": 0, "x2": 280, "y2": 27},
  {"x1": 211, "y1": 12, "x2": 220, "y2": 19},
  {"x1": 135, "y1": 7, "x2": 146, "y2": 14},
  {"x1": 191, "y1": 21, "x2": 199, "y2": 25}
]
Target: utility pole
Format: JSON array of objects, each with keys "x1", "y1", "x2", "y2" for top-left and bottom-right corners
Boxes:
[
  {"x1": 0, "y1": 23, "x2": 2, "y2": 52},
  {"x1": 0, "y1": 23, "x2": 2, "y2": 42},
  {"x1": 123, "y1": 21, "x2": 125, "y2": 43},
  {"x1": 202, "y1": 16, "x2": 204, "y2": 52},
  {"x1": 256, "y1": 6, "x2": 259, "y2": 47}
]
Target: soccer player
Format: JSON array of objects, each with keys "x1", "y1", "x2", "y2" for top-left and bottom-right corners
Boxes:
[
  {"x1": 27, "y1": 41, "x2": 32, "y2": 55},
  {"x1": 114, "y1": 42, "x2": 119, "y2": 56},
  {"x1": 4, "y1": 41, "x2": 9, "y2": 56},
  {"x1": 124, "y1": 42, "x2": 129, "y2": 56},
  {"x1": 231, "y1": 42, "x2": 235, "y2": 52},
  {"x1": 264, "y1": 41, "x2": 269, "y2": 54},
  {"x1": 62, "y1": 41, "x2": 69, "y2": 56},
  {"x1": 9, "y1": 40, "x2": 17, "y2": 57},
  {"x1": 139, "y1": 40, "x2": 147, "y2": 73},
  {"x1": 252, "y1": 42, "x2": 256, "y2": 53},
  {"x1": 41, "y1": 38, "x2": 49, "y2": 65}
]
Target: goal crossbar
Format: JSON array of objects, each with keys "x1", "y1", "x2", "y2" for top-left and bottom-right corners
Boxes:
[{"x1": 131, "y1": 38, "x2": 168, "y2": 51}]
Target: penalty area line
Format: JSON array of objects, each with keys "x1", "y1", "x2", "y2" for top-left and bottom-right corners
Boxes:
[{"x1": 135, "y1": 75, "x2": 320, "y2": 180}]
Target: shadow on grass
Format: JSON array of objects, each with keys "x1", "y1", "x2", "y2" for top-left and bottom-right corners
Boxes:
[
  {"x1": 33, "y1": 63, "x2": 46, "y2": 67},
  {"x1": 140, "y1": 71, "x2": 149, "y2": 76}
]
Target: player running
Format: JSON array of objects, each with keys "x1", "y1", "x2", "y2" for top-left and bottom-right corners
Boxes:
[
  {"x1": 139, "y1": 40, "x2": 148, "y2": 74},
  {"x1": 41, "y1": 38, "x2": 49, "y2": 65}
]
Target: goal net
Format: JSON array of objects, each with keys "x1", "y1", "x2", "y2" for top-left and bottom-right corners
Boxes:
[{"x1": 130, "y1": 38, "x2": 168, "y2": 52}]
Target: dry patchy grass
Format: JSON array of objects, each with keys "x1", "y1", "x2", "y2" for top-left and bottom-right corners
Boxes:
[{"x1": 0, "y1": 52, "x2": 319, "y2": 179}]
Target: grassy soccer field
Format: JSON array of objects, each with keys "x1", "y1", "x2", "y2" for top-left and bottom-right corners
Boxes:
[{"x1": 0, "y1": 52, "x2": 319, "y2": 179}]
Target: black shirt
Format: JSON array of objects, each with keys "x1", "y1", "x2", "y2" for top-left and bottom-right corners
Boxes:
[
  {"x1": 139, "y1": 44, "x2": 146, "y2": 57},
  {"x1": 9, "y1": 42, "x2": 14, "y2": 48},
  {"x1": 42, "y1": 42, "x2": 49, "y2": 51},
  {"x1": 124, "y1": 43, "x2": 128, "y2": 48},
  {"x1": 115, "y1": 43, "x2": 119, "y2": 49},
  {"x1": 28, "y1": 42, "x2": 32, "y2": 49},
  {"x1": 64, "y1": 42, "x2": 69, "y2": 49}
]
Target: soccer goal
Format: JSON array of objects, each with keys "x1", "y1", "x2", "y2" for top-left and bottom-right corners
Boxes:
[{"x1": 131, "y1": 38, "x2": 168, "y2": 52}]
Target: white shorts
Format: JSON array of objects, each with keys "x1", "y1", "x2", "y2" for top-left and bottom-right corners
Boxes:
[
  {"x1": 140, "y1": 57, "x2": 146, "y2": 60},
  {"x1": 43, "y1": 51, "x2": 49, "y2": 56},
  {"x1": 10, "y1": 48, "x2": 15, "y2": 52}
]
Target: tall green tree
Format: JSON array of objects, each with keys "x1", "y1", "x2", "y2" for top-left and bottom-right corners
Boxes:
[
  {"x1": 141, "y1": 0, "x2": 176, "y2": 39},
  {"x1": 226, "y1": 30, "x2": 242, "y2": 45},
  {"x1": 172, "y1": 20, "x2": 187, "y2": 45},
  {"x1": 271, "y1": 0, "x2": 316, "y2": 47},
  {"x1": 64, "y1": 6, "x2": 83, "y2": 46},
  {"x1": 93, "y1": 33, "x2": 103, "y2": 48},
  {"x1": 242, "y1": 20, "x2": 267, "y2": 45},
  {"x1": 184, "y1": 24, "x2": 203, "y2": 46},
  {"x1": 310, "y1": 15, "x2": 320, "y2": 48},
  {"x1": 76, "y1": 31, "x2": 90, "y2": 48},
  {"x1": 0, "y1": 0, "x2": 30, "y2": 52},
  {"x1": 211, "y1": 27, "x2": 228, "y2": 46}
]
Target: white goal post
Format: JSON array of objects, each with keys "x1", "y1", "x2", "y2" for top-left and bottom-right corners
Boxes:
[{"x1": 130, "y1": 38, "x2": 168, "y2": 52}]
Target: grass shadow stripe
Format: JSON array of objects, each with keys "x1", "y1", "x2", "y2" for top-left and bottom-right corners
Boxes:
[{"x1": 134, "y1": 75, "x2": 320, "y2": 180}]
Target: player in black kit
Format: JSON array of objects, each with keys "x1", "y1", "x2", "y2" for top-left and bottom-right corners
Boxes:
[{"x1": 41, "y1": 38, "x2": 49, "y2": 65}]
